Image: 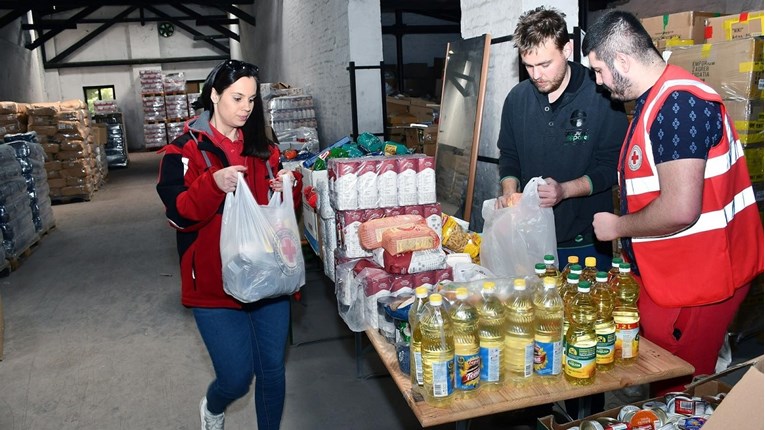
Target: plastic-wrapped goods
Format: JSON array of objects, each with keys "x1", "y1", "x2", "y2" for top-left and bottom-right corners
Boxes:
[
  {"x1": 93, "y1": 113, "x2": 129, "y2": 168},
  {"x1": 0, "y1": 145, "x2": 37, "y2": 257},
  {"x1": 163, "y1": 72, "x2": 186, "y2": 93},
  {"x1": 396, "y1": 156, "x2": 417, "y2": 206},
  {"x1": 166, "y1": 121, "x2": 185, "y2": 143},
  {"x1": 356, "y1": 159, "x2": 378, "y2": 209},
  {"x1": 139, "y1": 70, "x2": 164, "y2": 94},
  {"x1": 377, "y1": 157, "x2": 398, "y2": 207},
  {"x1": 142, "y1": 96, "x2": 166, "y2": 122},
  {"x1": 165, "y1": 95, "x2": 189, "y2": 120},
  {"x1": 4, "y1": 136, "x2": 56, "y2": 233},
  {"x1": 144, "y1": 123, "x2": 167, "y2": 149}
]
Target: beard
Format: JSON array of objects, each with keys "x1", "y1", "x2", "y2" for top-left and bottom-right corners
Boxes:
[
  {"x1": 606, "y1": 67, "x2": 633, "y2": 101},
  {"x1": 531, "y1": 64, "x2": 568, "y2": 95}
]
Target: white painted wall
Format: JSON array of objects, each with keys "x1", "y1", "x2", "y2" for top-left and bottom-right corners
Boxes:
[
  {"x1": 241, "y1": 0, "x2": 383, "y2": 147},
  {"x1": 0, "y1": 15, "x2": 46, "y2": 103}
]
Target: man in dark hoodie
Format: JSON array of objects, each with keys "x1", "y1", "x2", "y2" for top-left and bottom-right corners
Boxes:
[{"x1": 496, "y1": 6, "x2": 628, "y2": 271}]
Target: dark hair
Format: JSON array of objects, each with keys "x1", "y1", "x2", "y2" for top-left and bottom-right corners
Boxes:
[
  {"x1": 195, "y1": 59, "x2": 271, "y2": 159},
  {"x1": 582, "y1": 10, "x2": 662, "y2": 66},
  {"x1": 513, "y1": 6, "x2": 569, "y2": 54}
]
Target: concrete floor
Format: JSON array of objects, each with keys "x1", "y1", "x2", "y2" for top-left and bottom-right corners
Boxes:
[{"x1": 0, "y1": 151, "x2": 760, "y2": 430}]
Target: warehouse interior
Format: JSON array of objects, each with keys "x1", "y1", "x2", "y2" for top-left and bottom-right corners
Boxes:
[{"x1": 0, "y1": 0, "x2": 763, "y2": 429}]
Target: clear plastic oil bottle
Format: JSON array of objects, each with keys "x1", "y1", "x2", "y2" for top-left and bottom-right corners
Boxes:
[
  {"x1": 591, "y1": 271, "x2": 616, "y2": 371},
  {"x1": 533, "y1": 276, "x2": 564, "y2": 381},
  {"x1": 477, "y1": 281, "x2": 505, "y2": 389},
  {"x1": 557, "y1": 255, "x2": 579, "y2": 293},
  {"x1": 564, "y1": 281, "x2": 597, "y2": 386},
  {"x1": 449, "y1": 287, "x2": 480, "y2": 398},
  {"x1": 607, "y1": 257, "x2": 623, "y2": 283},
  {"x1": 504, "y1": 278, "x2": 535, "y2": 384},
  {"x1": 543, "y1": 254, "x2": 560, "y2": 278},
  {"x1": 409, "y1": 286, "x2": 429, "y2": 393},
  {"x1": 581, "y1": 256, "x2": 598, "y2": 283},
  {"x1": 611, "y1": 263, "x2": 640, "y2": 364},
  {"x1": 420, "y1": 293, "x2": 454, "y2": 407}
]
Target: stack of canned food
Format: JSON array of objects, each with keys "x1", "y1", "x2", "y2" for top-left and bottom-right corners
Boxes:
[{"x1": 571, "y1": 391, "x2": 726, "y2": 430}]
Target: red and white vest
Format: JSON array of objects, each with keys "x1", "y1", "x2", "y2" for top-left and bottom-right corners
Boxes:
[{"x1": 621, "y1": 64, "x2": 763, "y2": 307}]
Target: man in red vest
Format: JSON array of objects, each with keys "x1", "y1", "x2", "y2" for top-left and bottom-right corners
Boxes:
[{"x1": 582, "y1": 11, "x2": 764, "y2": 393}]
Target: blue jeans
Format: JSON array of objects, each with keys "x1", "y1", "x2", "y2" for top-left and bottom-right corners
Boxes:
[{"x1": 193, "y1": 296, "x2": 290, "y2": 430}]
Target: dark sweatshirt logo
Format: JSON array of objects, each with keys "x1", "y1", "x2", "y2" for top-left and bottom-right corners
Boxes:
[{"x1": 565, "y1": 110, "x2": 589, "y2": 144}]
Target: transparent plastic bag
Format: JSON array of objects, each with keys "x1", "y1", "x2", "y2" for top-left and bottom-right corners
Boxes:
[
  {"x1": 220, "y1": 173, "x2": 305, "y2": 303},
  {"x1": 480, "y1": 177, "x2": 557, "y2": 277}
]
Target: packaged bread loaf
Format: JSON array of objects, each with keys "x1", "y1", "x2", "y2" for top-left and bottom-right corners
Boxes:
[
  {"x1": 358, "y1": 214, "x2": 423, "y2": 249},
  {"x1": 380, "y1": 222, "x2": 440, "y2": 255}
]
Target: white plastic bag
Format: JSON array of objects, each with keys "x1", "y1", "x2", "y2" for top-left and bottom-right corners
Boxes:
[
  {"x1": 220, "y1": 173, "x2": 305, "y2": 303},
  {"x1": 481, "y1": 177, "x2": 557, "y2": 277}
]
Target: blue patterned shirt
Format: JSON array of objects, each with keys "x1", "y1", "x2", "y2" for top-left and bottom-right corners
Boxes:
[{"x1": 648, "y1": 90, "x2": 723, "y2": 162}]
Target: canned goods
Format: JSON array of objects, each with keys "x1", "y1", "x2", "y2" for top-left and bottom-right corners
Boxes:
[
  {"x1": 656, "y1": 423, "x2": 676, "y2": 430},
  {"x1": 618, "y1": 404, "x2": 641, "y2": 421},
  {"x1": 676, "y1": 416, "x2": 707, "y2": 430},
  {"x1": 598, "y1": 417, "x2": 629, "y2": 430},
  {"x1": 663, "y1": 392, "x2": 687, "y2": 404},
  {"x1": 643, "y1": 401, "x2": 668, "y2": 412},
  {"x1": 669, "y1": 396, "x2": 709, "y2": 416},
  {"x1": 629, "y1": 409, "x2": 664, "y2": 430},
  {"x1": 580, "y1": 420, "x2": 605, "y2": 430}
]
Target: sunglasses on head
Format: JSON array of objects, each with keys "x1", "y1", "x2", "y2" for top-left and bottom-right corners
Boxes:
[{"x1": 223, "y1": 59, "x2": 259, "y2": 76}]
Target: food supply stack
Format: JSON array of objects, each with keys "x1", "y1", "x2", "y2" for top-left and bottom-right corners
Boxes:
[
  {"x1": 325, "y1": 154, "x2": 453, "y2": 336},
  {"x1": 163, "y1": 72, "x2": 189, "y2": 143},
  {"x1": 0, "y1": 102, "x2": 28, "y2": 139},
  {"x1": 28, "y1": 100, "x2": 106, "y2": 202},
  {"x1": 0, "y1": 143, "x2": 38, "y2": 260},
  {"x1": 139, "y1": 69, "x2": 168, "y2": 150},
  {"x1": 3, "y1": 132, "x2": 55, "y2": 236}
]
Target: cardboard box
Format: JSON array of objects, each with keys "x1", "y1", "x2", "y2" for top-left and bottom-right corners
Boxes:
[
  {"x1": 705, "y1": 11, "x2": 764, "y2": 43},
  {"x1": 725, "y1": 99, "x2": 764, "y2": 145},
  {"x1": 302, "y1": 202, "x2": 321, "y2": 256},
  {"x1": 744, "y1": 145, "x2": 764, "y2": 182},
  {"x1": 91, "y1": 123, "x2": 108, "y2": 146},
  {"x1": 537, "y1": 358, "x2": 762, "y2": 430},
  {"x1": 641, "y1": 11, "x2": 719, "y2": 50},
  {"x1": 667, "y1": 37, "x2": 764, "y2": 100}
]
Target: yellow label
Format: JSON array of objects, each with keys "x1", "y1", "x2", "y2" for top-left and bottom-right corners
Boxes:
[
  {"x1": 665, "y1": 38, "x2": 695, "y2": 47},
  {"x1": 735, "y1": 120, "x2": 765, "y2": 132},
  {"x1": 700, "y1": 44, "x2": 712, "y2": 59},
  {"x1": 740, "y1": 61, "x2": 765, "y2": 73},
  {"x1": 565, "y1": 344, "x2": 596, "y2": 379},
  {"x1": 744, "y1": 146, "x2": 764, "y2": 182}
]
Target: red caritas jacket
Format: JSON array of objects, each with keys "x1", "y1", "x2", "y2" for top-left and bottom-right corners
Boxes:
[{"x1": 156, "y1": 112, "x2": 303, "y2": 309}]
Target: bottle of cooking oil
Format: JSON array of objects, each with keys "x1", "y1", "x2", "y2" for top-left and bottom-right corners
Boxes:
[
  {"x1": 607, "y1": 257, "x2": 623, "y2": 282},
  {"x1": 543, "y1": 254, "x2": 560, "y2": 278},
  {"x1": 449, "y1": 287, "x2": 480, "y2": 398},
  {"x1": 557, "y1": 255, "x2": 579, "y2": 293},
  {"x1": 535, "y1": 263, "x2": 546, "y2": 278},
  {"x1": 420, "y1": 293, "x2": 454, "y2": 407},
  {"x1": 533, "y1": 276, "x2": 564, "y2": 380},
  {"x1": 504, "y1": 278, "x2": 535, "y2": 384},
  {"x1": 409, "y1": 286, "x2": 429, "y2": 393},
  {"x1": 612, "y1": 263, "x2": 640, "y2": 364},
  {"x1": 560, "y1": 271, "x2": 580, "y2": 372},
  {"x1": 591, "y1": 272, "x2": 616, "y2": 371},
  {"x1": 477, "y1": 281, "x2": 505, "y2": 388},
  {"x1": 581, "y1": 257, "x2": 598, "y2": 283},
  {"x1": 564, "y1": 281, "x2": 597, "y2": 385}
]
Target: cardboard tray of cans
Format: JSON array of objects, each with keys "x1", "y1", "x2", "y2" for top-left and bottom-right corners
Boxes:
[{"x1": 536, "y1": 356, "x2": 763, "y2": 430}]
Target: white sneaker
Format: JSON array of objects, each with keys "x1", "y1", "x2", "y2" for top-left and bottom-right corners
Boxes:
[{"x1": 199, "y1": 397, "x2": 225, "y2": 430}]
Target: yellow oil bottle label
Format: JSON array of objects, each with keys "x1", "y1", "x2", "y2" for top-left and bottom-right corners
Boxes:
[
  {"x1": 615, "y1": 322, "x2": 640, "y2": 359},
  {"x1": 565, "y1": 344, "x2": 596, "y2": 379},
  {"x1": 596, "y1": 331, "x2": 616, "y2": 364},
  {"x1": 454, "y1": 354, "x2": 480, "y2": 391}
]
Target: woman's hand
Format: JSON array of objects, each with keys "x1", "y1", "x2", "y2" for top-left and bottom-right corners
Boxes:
[
  {"x1": 270, "y1": 169, "x2": 295, "y2": 193},
  {"x1": 213, "y1": 165, "x2": 248, "y2": 193}
]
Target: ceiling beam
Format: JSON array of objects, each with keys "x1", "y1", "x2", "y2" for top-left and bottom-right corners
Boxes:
[
  {"x1": 144, "y1": 5, "x2": 229, "y2": 52},
  {"x1": 215, "y1": 4, "x2": 255, "y2": 27},
  {"x1": 26, "y1": 5, "x2": 101, "y2": 50},
  {"x1": 169, "y1": 3, "x2": 239, "y2": 41},
  {"x1": 45, "y1": 55, "x2": 226, "y2": 69},
  {"x1": 0, "y1": 8, "x2": 28, "y2": 29},
  {"x1": 48, "y1": 6, "x2": 136, "y2": 63}
]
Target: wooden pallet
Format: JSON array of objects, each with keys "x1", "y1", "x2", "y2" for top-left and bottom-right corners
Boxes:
[
  {"x1": 51, "y1": 193, "x2": 93, "y2": 205},
  {"x1": 7, "y1": 236, "x2": 41, "y2": 272}
]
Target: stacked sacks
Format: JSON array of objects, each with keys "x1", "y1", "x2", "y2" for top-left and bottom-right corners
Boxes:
[
  {"x1": 0, "y1": 102, "x2": 23, "y2": 138},
  {"x1": 31, "y1": 100, "x2": 105, "y2": 201},
  {"x1": 0, "y1": 144, "x2": 37, "y2": 258},
  {"x1": 3, "y1": 132, "x2": 55, "y2": 233}
]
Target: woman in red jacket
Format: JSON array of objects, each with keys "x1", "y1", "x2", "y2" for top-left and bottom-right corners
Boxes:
[{"x1": 157, "y1": 59, "x2": 302, "y2": 430}]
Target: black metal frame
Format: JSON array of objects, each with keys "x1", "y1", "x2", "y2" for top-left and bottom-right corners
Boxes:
[
  {"x1": 83, "y1": 84, "x2": 116, "y2": 112},
  {"x1": 346, "y1": 61, "x2": 389, "y2": 142}
]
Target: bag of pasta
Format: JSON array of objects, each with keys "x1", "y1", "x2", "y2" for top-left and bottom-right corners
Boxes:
[
  {"x1": 441, "y1": 215, "x2": 480, "y2": 262},
  {"x1": 480, "y1": 177, "x2": 556, "y2": 277}
]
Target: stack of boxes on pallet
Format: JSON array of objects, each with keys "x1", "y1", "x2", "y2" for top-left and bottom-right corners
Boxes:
[
  {"x1": 28, "y1": 100, "x2": 107, "y2": 202},
  {"x1": 639, "y1": 10, "x2": 764, "y2": 206},
  {"x1": 140, "y1": 70, "x2": 192, "y2": 149},
  {"x1": 0, "y1": 142, "x2": 38, "y2": 262},
  {"x1": 385, "y1": 96, "x2": 438, "y2": 156}
]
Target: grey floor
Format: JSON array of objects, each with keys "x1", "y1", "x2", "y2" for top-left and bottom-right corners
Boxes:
[{"x1": 0, "y1": 152, "x2": 761, "y2": 430}]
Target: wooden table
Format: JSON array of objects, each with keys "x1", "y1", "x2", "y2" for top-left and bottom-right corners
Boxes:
[{"x1": 364, "y1": 329, "x2": 694, "y2": 428}]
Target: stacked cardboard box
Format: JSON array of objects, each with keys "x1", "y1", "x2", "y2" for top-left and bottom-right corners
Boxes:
[
  {"x1": 705, "y1": 11, "x2": 764, "y2": 43},
  {"x1": 667, "y1": 37, "x2": 764, "y2": 184},
  {"x1": 31, "y1": 100, "x2": 106, "y2": 202},
  {"x1": 0, "y1": 102, "x2": 24, "y2": 138},
  {"x1": 640, "y1": 11, "x2": 719, "y2": 50}
]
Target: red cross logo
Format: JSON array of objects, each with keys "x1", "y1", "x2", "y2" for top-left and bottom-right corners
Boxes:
[
  {"x1": 281, "y1": 235, "x2": 298, "y2": 266},
  {"x1": 628, "y1": 145, "x2": 642, "y2": 171}
]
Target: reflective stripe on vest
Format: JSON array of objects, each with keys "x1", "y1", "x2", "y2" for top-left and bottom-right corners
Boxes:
[{"x1": 633, "y1": 186, "x2": 757, "y2": 242}]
